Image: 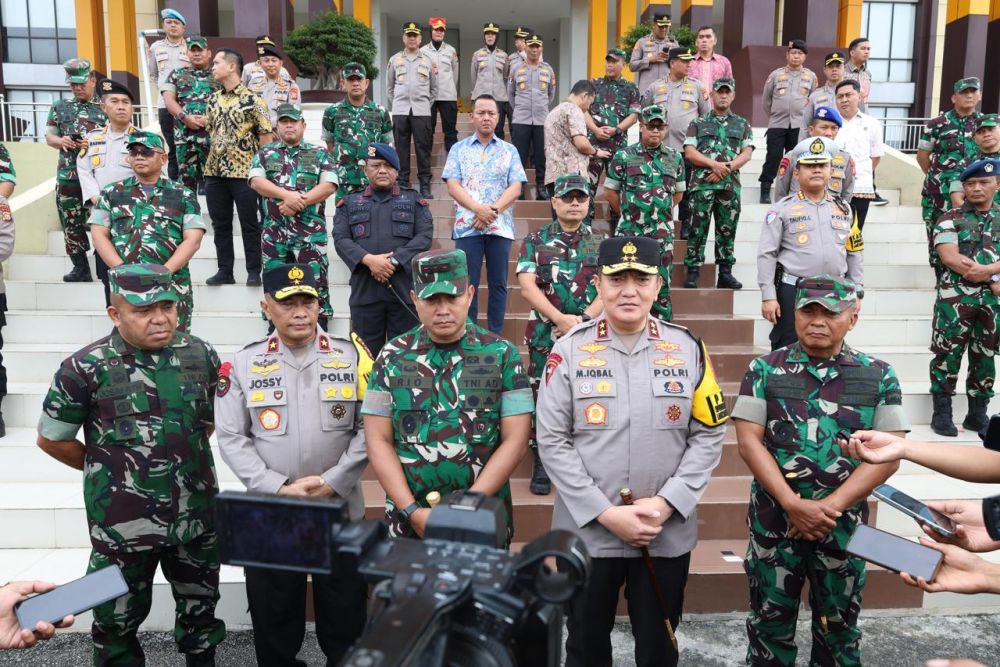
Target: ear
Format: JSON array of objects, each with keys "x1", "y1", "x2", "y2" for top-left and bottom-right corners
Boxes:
[{"x1": 107, "y1": 305, "x2": 121, "y2": 327}]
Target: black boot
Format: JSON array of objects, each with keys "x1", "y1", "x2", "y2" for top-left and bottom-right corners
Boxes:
[
  {"x1": 419, "y1": 180, "x2": 433, "y2": 199},
  {"x1": 679, "y1": 220, "x2": 689, "y2": 240},
  {"x1": 759, "y1": 185, "x2": 771, "y2": 204},
  {"x1": 529, "y1": 449, "x2": 551, "y2": 495},
  {"x1": 683, "y1": 266, "x2": 700, "y2": 288},
  {"x1": 0, "y1": 397, "x2": 6, "y2": 439},
  {"x1": 716, "y1": 264, "x2": 743, "y2": 289},
  {"x1": 205, "y1": 269, "x2": 235, "y2": 286},
  {"x1": 63, "y1": 253, "x2": 93, "y2": 282},
  {"x1": 963, "y1": 395, "x2": 990, "y2": 432},
  {"x1": 931, "y1": 394, "x2": 958, "y2": 437},
  {"x1": 535, "y1": 182, "x2": 551, "y2": 201}
]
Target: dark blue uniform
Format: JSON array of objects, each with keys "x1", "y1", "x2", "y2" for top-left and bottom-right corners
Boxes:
[{"x1": 333, "y1": 183, "x2": 433, "y2": 355}]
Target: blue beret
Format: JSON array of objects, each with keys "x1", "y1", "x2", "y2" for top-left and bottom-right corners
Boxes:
[
  {"x1": 960, "y1": 158, "x2": 1000, "y2": 182},
  {"x1": 366, "y1": 143, "x2": 400, "y2": 171},
  {"x1": 161, "y1": 8, "x2": 186, "y2": 24},
  {"x1": 813, "y1": 105, "x2": 843, "y2": 128}
]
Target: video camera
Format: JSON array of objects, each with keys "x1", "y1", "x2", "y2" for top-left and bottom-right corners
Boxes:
[
  {"x1": 214, "y1": 490, "x2": 590, "y2": 667},
  {"x1": 975, "y1": 418, "x2": 1000, "y2": 540}
]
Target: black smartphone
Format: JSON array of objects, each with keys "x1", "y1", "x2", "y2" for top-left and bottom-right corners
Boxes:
[
  {"x1": 215, "y1": 490, "x2": 348, "y2": 575},
  {"x1": 846, "y1": 524, "x2": 943, "y2": 582},
  {"x1": 15, "y1": 565, "x2": 128, "y2": 630},
  {"x1": 873, "y1": 484, "x2": 956, "y2": 537}
]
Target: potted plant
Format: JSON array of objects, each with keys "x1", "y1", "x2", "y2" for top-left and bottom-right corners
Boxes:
[{"x1": 284, "y1": 11, "x2": 378, "y2": 103}]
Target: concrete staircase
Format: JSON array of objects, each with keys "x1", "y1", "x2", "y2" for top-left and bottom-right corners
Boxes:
[{"x1": 4, "y1": 111, "x2": 999, "y2": 633}]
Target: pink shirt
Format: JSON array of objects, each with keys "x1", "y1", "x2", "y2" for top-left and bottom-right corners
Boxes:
[{"x1": 688, "y1": 53, "x2": 734, "y2": 98}]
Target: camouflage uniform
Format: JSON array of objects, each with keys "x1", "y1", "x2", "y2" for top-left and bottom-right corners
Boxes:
[
  {"x1": 604, "y1": 129, "x2": 685, "y2": 320},
  {"x1": 321, "y1": 97, "x2": 393, "y2": 196},
  {"x1": 162, "y1": 64, "x2": 221, "y2": 191},
  {"x1": 360, "y1": 250, "x2": 534, "y2": 541},
  {"x1": 37, "y1": 264, "x2": 224, "y2": 665},
  {"x1": 46, "y1": 93, "x2": 107, "y2": 257},
  {"x1": 732, "y1": 279, "x2": 909, "y2": 666},
  {"x1": 250, "y1": 127, "x2": 339, "y2": 323},
  {"x1": 930, "y1": 201, "x2": 1000, "y2": 397},
  {"x1": 587, "y1": 71, "x2": 640, "y2": 188},
  {"x1": 683, "y1": 104, "x2": 754, "y2": 271}
]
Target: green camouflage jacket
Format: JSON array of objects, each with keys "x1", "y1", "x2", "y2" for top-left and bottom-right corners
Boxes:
[
  {"x1": 45, "y1": 97, "x2": 107, "y2": 183},
  {"x1": 0, "y1": 144, "x2": 16, "y2": 184},
  {"x1": 321, "y1": 100, "x2": 394, "y2": 189},
  {"x1": 604, "y1": 142, "x2": 685, "y2": 244},
  {"x1": 250, "y1": 140, "x2": 338, "y2": 235},
  {"x1": 933, "y1": 202, "x2": 1000, "y2": 304},
  {"x1": 684, "y1": 110, "x2": 754, "y2": 192},
  {"x1": 588, "y1": 76, "x2": 640, "y2": 153},
  {"x1": 919, "y1": 110, "x2": 983, "y2": 196},
  {"x1": 162, "y1": 66, "x2": 222, "y2": 144}
]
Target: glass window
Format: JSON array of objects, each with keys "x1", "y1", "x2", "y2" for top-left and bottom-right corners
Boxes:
[
  {"x1": 2, "y1": 0, "x2": 75, "y2": 64},
  {"x1": 5, "y1": 38, "x2": 30, "y2": 62},
  {"x1": 890, "y1": 5, "x2": 916, "y2": 58},
  {"x1": 1, "y1": 0, "x2": 29, "y2": 28}
]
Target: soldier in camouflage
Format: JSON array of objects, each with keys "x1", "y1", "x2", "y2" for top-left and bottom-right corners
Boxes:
[
  {"x1": 682, "y1": 77, "x2": 754, "y2": 290},
  {"x1": 162, "y1": 36, "x2": 221, "y2": 192},
  {"x1": 89, "y1": 132, "x2": 205, "y2": 333},
  {"x1": 928, "y1": 159, "x2": 1000, "y2": 438},
  {"x1": 586, "y1": 48, "x2": 640, "y2": 215},
  {"x1": 45, "y1": 58, "x2": 107, "y2": 282},
  {"x1": 36, "y1": 264, "x2": 224, "y2": 666},
  {"x1": 604, "y1": 104, "x2": 685, "y2": 321},
  {"x1": 949, "y1": 113, "x2": 1000, "y2": 208},
  {"x1": 732, "y1": 274, "x2": 909, "y2": 667},
  {"x1": 361, "y1": 249, "x2": 533, "y2": 542},
  {"x1": 917, "y1": 77, "x2": 983, "y2": 272},
  {"x1": 321, "y1": 63, "x2": 394, "y2": 197},
  {"x1": 250, "y1": 104, "x2": 338, "y2": 328},
  {"x1": 517, "y1": 174, "x2": 604, "y2": 495}
]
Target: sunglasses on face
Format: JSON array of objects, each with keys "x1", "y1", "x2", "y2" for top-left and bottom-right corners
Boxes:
[
  {"x1": 128, "y1": 146, "x2": 159, "y2": 157},
  {"x1": 558, "y1": 193, "x2": 589, "y2": 203}
]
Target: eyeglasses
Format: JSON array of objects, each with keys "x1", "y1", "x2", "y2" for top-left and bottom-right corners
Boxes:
[
  {"x1": 558, "y1": 193, "x2": 589, "y2": 203},
  {"x1": 127, "y1": 146, "x2": 158, "y2": 157}
]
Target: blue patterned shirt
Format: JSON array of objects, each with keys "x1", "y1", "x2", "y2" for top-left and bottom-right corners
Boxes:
[{"x1": 442, "y1": 134, "x2": 527, "y2": 240}]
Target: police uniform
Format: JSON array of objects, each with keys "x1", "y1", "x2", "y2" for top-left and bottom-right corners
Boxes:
[
  {"x1": 388, "y1": 22, "x2": 438, "y2": 197},
  {"x1": 798, "y1": 53, "x2": 846, "y2": 140},
  {"x1": 776, "y1": 132, "x2": 856, "y2": 202},
  {"x1": 215, "y1": 264, "x2": 370, "y2": 666},
  {"x1": 148, "y1": 8, "x2": 191, "y2": 179},
  {"x1": 241, "y1": 35, "x2": 292, "y2": 87},
  {"x1": 37, "y1": 264, "x2": 224, "y2": 666},
  {"x1": 757, "y1": 140, "x2": 864, "y2": 350},
  {"x1": 422, "y1": 17, "x2": 460, "y2": 152},
  {"x1": 332, "y1": 143, "x2": 434, "y2": 357},
  {"x1": 628, "y1": 14, "x2": 680, "y2": 95},
  {"x1": 244, "y1": 43, "x2": 301, "y2": 127},
  {"x1": 536, "y1": 236, "x2": 727, "y2": 667},
  {"x1": 471, "y1": 22, "x2": 510, "y2": 139},
  {"x1": 507, "y1": 33, "x2": 557, "y2": 198},
  {"x1": 639, "y1": 50, "x2": 710, "y2": 152},
  {"x1": 732, "y1": 275, "x2": 910, "y2": 667},
  {"x1": 760, "y1": 41, "x2": 817, "y2": 202}
]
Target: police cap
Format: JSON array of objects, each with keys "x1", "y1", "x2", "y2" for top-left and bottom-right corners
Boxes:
[
  {"x1": 598, "y1": 237, "x2": 659, "y2": 276},
  {"x1": 264, "y1": 264, "x2": 320, "y2": 300},
  {"x1": 97, "y1": 78, "x2": 135, "y2": 102}
]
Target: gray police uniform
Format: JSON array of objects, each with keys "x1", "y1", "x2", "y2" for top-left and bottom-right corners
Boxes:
[
  {"x1": 640, "y1": 76, "x2": 710, "y2": 151},
  {"x1": 214, "y1": 328, "x2": 369, "y2": 664},
  {"x1": 760, "y1": 66, "x2": 818, "y2": 189},
  {"x1": 775, "y1": 148, "x2": 855, "y2": 201},
  {"x1": 798, "y1": 83, "x2": 838, "y2": 140},
  {"x1": 245, "y1": 70, "x2": 301, "y2": 127},
  {"x1": 331, "y1": 184, "x2": 434, "y2": 356},
  {"x1": 149, "y1": 37, "x2": 190, "y2": 178},
  {"x1": 536, "y1": 315, "x2": 726, "y2": 665},
  {"x1": 471, "y1": 46, "x2": 510, "y2": 138},
  {"x1": 508, "y1": 61, "x2": 557, "y2": 189},
  {"x1": 422, "y1": 40, "x2": 460, "y2": 151},
  {"x1": 629, "y1": 34, "x2": 680, "y2": 95},
  {"x1": 757, "y1": 191, "x2": 864, "y2": 349},
  {"x1": 241, "y1": 61, "x2": 291, "y2": 87},
  {"x1": 387, "y1": 50, "x2": 438, "y2": 188},
  {"x1": 77, "y1": 124, "x2": 139, "y2": 203}
]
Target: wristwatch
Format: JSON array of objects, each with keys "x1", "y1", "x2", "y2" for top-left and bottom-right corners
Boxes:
[
  {"x1": 389, "y1": 256, "x2": 401, "y2": 268},
  {"x1": 614, "y1": 127, "x2": 623, "y2": 137},
  {"x1": 398, "y1": 501, "x2": 420, "y2": 524},
  {"x1": 176, "y1": 111, "x2": 187, "y2": 121}
]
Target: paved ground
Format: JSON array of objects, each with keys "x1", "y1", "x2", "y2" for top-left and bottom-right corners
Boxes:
[{"x1": 3, "y1": 609, "x2": 999, "y2": 666}]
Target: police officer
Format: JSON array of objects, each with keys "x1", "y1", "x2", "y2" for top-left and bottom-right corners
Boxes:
[
  {"x1": 245, "y1": 41, "x2": 300, "y2": 129},
  {"x1": 388, "y1": 22, "x2": 438, "y2": 199},
  {"x1": 586, "y1": 48, "x2": 640, "y2": 201},
  {"x1": 162, "y1": 35, "x2": 221, "y2": 192},
  {"x1": 148, "y1": 8, "x2": 190, "y2": 180},
  {"x1": 732, "y1": 274, "x2": 909, "y2": 667},
  {"x1": 45, "y1": 58, "x2": 106, "y2": 282},
  {"x1": 250, "y1": 104, "x2": 338, "y2": 329},
  {"x1": 506, "y1": 26, "x2": 532, "y2": 81},
  {"x1": 508, "y1": 33, "x2": 557, "y2": 199},
  {"x1": 629, "y1": 13, "x2": 679, "y2": 95},
  {"x1": 516, "y1": 173, "x2": 605, "y2": 495},
  {"x1": 37, "y1": 264, "x2": 224, "y2": 666},
  {"x1": 360, "y1": 249, "x2": 533, "y2": 542},
  {"x1": 241, "y1": 35, "x2": 292, "y2": 87},
  {"x1": 640, "y1": 48, "x2": 709, "y2": 153},
  {"x1": 682, "y1": 77, "x2": 754, "y2": 290},
  {"x1": 215, "y1": 263, "x2": 371, "y2": 666},
  {"x1": 78, "y1": 78, "x2": 140, "y2": 307},
  {"x1": 760, "y1": 40, "x2": 817, "y2": 204},
  {"x1": 536, "y1": 236, "x2": 727, "y2": 667},
  {"x1": 321, "y1": 62, "x2": 393, "y2": 197},
  {"x1": 777, "y1": 109, "x2": 856, "y2": 202},
  {"x1": 950, "y1": 114, "x2": 1000, "y2": 208},
  {"x1": 422, "y1": 16, "x2": 460, "y2": 152},
  {"x1": 0, "y1": 146, "x2": 15, "y2": 436},
  {"x1": 471, "y1": 22, "x2": 510, "y2": 140},
  {"x1": 332, "y1": 143, "x2": 434, "y2": 357},
  {"x1": 757, "y1": 138, "x2": 864, "y2": 350},
  {"x1": 928, "y1": 159, "x2": 1000, "y2": 437},
  {"x1": 799, "y1": 52, "x2": 847, "y2": 140},
  {"x1": 89, "y1": 131, "x2": 205, "y2": 333},
  {"x1": 604, "y1": 105, "x2": 684, "y2": 321}
]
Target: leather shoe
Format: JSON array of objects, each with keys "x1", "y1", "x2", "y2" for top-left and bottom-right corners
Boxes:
[
  {"x1": 419, "y1": 181, "x2": 433, "y2": 199},
  {"x1": 246, "y1": 274, "x2": 262, "y2": 287},
  {"x1": 205, "y1": 270, "x2": 235, "y2": 286}
]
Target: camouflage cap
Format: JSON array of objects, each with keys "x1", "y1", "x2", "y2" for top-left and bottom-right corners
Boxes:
[
  {"x1": 186, "y1": 35, "x2": 208, "y2": 49},
  {"x1": 412, "y1": 249, "x2": 469, "y2": 299},
  {"x1": 263, "y1": 263, "x2": 319, "y2": 300},
  {"x1": 109, "y1": 264, "x2": 179, "y2": 305},
  {"x1": 606, "y1": 48, "x2": 628, "y2": 61},
  {"x1": 954, "y1": 77, "x2": 982, "y2": 92},
  {"x1": 598, "y1": 237, "x2": 659, "y2": 275},
  {"x1": 342, "y1": 62, "x2": 367, "y2": 79},
  {"x1": 640, "y1": 104, "x2": 667, "y2": 123},
  {"x1": 126, "y1": 130, "x2": 166, "y2": 151},
  {"x1": 795, "y1": 275, "x2": 858, "y2": 312},
  {"x1": 275, "y1": 103, "x2": 302, "y2": 121},
  {"x1": 553, "y1": 174, "x2": 590, "y2": 197},
  {"x1": 63, "y1": 58, "x2": 93, "y2": 84},
  {"x1": 713, "y1": 77, "x2": 735, "y2": 91},
  {"x1": 977, "y1": 113, "x2": 1000, "y2": 130},
  {"x1": 794, "y1": 136, "x2": 834, "y2": 164}
]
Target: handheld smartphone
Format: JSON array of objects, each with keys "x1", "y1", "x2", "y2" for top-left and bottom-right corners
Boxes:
[
  {"x1": 215, "y1": 490, "x2": 348, "y2": 575},
  {"x1": 846, "y1": 524, "x2": 943, "y2": 582},
  {"x1": 873, "y1": 484, "x2": 956, "y2": 537},
  {"x1": 15, "y1": 565, "x2": 128, "y2": 630}
]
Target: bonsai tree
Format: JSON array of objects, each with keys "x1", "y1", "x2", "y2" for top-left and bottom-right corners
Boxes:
[
  {"x1": 620, "y1": 22, "x2": 696, "y2": 55},
  {"x1": 284, "y1": 11, "x2": 378, "y2": 89}
]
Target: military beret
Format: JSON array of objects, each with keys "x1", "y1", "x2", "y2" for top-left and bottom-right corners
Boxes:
[
  {"x1": 429, "y1": 16, "x2": 446, "y2": 29},
  {"x1": 366, "y1": 143, "x2": 400, "y2": 170},
  {"x1": 599, "y1": 237, "x2": 659, "y2": 276},
  {"x1": 653, "y1": 13, "x2": 671, "y2": 27},
  {"x1": 110, "y1": 264, "x2": 178, "y2": 306},
  {"x1": 812, "y1": 105, "x2": 843, "y2": 127},
  {"x1": 63, "y1": 58, "x2": 92, "y2": 84},
  {"x1": 126, "y1": 130, "x2": 166, "y2": 151},
  {"x1": 978, "y1": 114, "x2": 1000, "y2": 130},
  {"x1": 525, "y1": 34, "x2": 544, "y2": 46},
  {"x1": 794, "y1": 136, "x2": 834, "y2": 165},
  {"x1": 342, "y1": 62, "x2": 367, "y2": 79},
  {"x1": 795, "y1": 275, "x2": 858, "y2": 313},
  {"x1": 606, "y1": 48, "x2": 628, "y2": 62},
  {"x1": 403, "y1": 21, "x2": 422, "y2": 35},
  {"x1": 786, "y1": 39, "x2": 808, "y2": 53},
  {"x1": 667, "y1": 47, "x2": 694, "y2": 63},
  {"x1": 412, "y1": 250, "x2": 469, "y2": 299},
  {"x1": 483, "y1": 22, "x2": 501, "y2": 34},
  {"x1": 954, "y1": 77, "x2": 982, "y2": 93},
  {"x1": 275, "y1": 103, "x2": 302, "y2": 121},
  {"x1": 186, "y1": 35, "x2": 208, "y2": 49},
  {"x1": 514, "y1": 27, "x2": 532, "y2": 38},
  {"x1": 824, "y1": 51, "x2": 846, "y2": 66},
  {"x1": 640, "y1": 104, "x2": 667, "y2": 123},
  {"x1": 97, "y1": 78, "x2": 135, "y2": 102},
  {"x1": 553, "y1": 174, "x2": 590, "y2": 198},
  {"x1": 960, "y1": 158, "x2": 1000, "y2": 182},
  {"x1": 713, "y1": 77, "x2": 735, "y2": 92},
  {"x1": 258, "y1": 44, "x2": 282, "y2": 59},
  {"x1": 160, "y1": 8, "x2": 186, "y2": 24},
  {"x1": 264, "y1": 263, "x2": 319, "y2": 300}
]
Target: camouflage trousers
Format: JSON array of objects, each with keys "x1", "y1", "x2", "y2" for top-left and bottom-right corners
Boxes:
[
  {"x1": 685, "y1": 188, "x2": 740, "y2": 269},
  {"x1": 56, "y1": 181, "x2": 91, "y2": 256},
  {"x1": 173, "y1": 274, "x2": 194, "y2": 334},
  {"x1": 922, "y1": 193, "x2": 948, "y2": 272},
  {"x1": 261, "y1": 223, "x2": 332, "y2": 321},
  {"x1": 745, "y1": 524, "x2": 866, "y2": 667},
  {"x1": 526, "y1": 320, "x2": 557, "y2": 451},
  {"x1": 174, "y1": 138, "x2": 210, "y2": 192},
  {"x1": 929, "y1": 290, "x2": 999, "y2": 397},
  {"x1": 87, "y1": 532, "x2": 224, "y2": 666}
]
